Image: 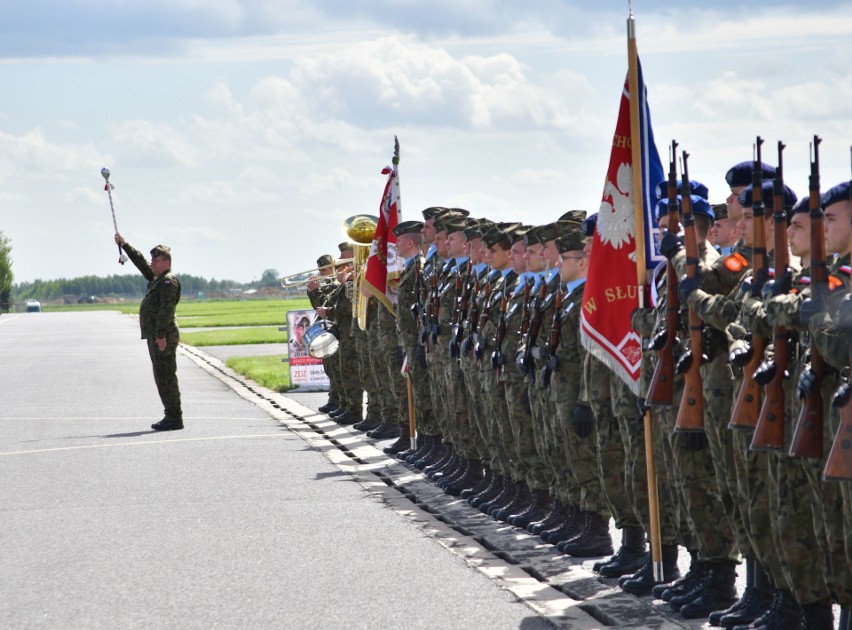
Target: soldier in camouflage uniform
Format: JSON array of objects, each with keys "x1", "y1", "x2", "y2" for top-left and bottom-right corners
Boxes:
[
  {"x1": 115, "y1": 234, "x2": 183, "y2": 431},
  {"x1": 306, "y1": 254, "x2": 342, "y2": 413}
]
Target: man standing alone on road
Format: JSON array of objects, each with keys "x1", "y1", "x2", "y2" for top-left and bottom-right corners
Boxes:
[{"x1": 115, "y1": 233, "x2": 183, "y2": 431}]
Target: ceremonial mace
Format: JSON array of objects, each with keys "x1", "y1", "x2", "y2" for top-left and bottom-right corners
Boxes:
[{"x1": 101, "y1": 168, "x2": 128, "y2": 265}]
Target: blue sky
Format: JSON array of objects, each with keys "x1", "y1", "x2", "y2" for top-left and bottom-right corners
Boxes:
[{"x1": 2, "y1": 1, "x2": 851, "y2": 284}]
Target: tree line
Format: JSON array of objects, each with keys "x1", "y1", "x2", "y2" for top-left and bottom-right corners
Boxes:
[{"x1": 13, "y1": 274, "x2": 244, "y2": 302}]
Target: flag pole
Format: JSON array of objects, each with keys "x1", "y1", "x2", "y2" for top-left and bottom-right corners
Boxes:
[{"x1": 627, "y1": 9, "x2": 664, "y2": 585}]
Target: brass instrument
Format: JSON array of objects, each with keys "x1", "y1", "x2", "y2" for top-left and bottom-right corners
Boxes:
[
  {"x1": 342, "y1": 214, "x2": 378, "y2": 329},
  {"x1": 279, "y1": 258, "x2": 353, "y2": 288}
]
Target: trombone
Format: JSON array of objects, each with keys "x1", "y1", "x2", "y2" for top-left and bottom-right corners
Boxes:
[{"x1": 279, "y1": 258, "x2": 353, "y2": 288}]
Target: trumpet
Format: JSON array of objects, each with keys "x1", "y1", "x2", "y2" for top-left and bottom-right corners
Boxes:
[{"x1": 279, "y1": 258, "x2": 354, "y2": 288}]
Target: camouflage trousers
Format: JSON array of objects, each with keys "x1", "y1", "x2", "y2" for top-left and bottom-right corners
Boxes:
[
  {"x1": 426, "y1": 344, "x2": 450, "y2": 441},
  {"x1": 703, "y1": 358, "x2": 752, "y2": 557},
  {"x1": 554, "y1": 392, "x2": 608, "y2": 515},
  {"x1": 404, "y1": 343, "x2": 437, "y2": 436},
  {"x1": 147, "y1": 336, "x2": 182, "y2": 420},
  {"x1": 480, "y1": 368, "x2": 515, "y2": 477},
  {"x1": 527, "y1": 385, "x2": 558, "y2": 493},
  {"x1": 461, "y1": 359, "x2": 489, "y2": 463},
  {"x1": 503, "y1": 369, "x2": 545, "y2": 487},
  {"x1": 633, "y1": 408, "x2": 680, "y2": 546},
  {"x1": 443, "y1": 353, "x2": 477, "y2": 458},
  {"x1": 376, "y1": 307, "x2": 407, "y2": 423},
  {"x1": 532, "y1": 386, "x2": 575, "y2": 502},
  {"x1": 322, "y1": 354, "x2": 339, "y2": 405},
  {"x1": 333, "y1": 323, "x2": 364, "y2": 415},
  {"x1": 656, "y1": 406, "x2": 697, "y2": 551},
  {"x1": 367, "y1": 313, "x2": 393, "y2": 422},
  {"x1": 353, "y1": 327, "x2": 377, "y2": 421}
]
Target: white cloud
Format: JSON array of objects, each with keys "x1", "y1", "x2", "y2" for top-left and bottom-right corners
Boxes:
[{"x1": 110, "y1": 120, "x2": 199, "y2": 167}]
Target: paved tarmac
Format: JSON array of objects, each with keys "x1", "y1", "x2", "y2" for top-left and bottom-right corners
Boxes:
[{"x1": 0, "y1": 312, "x2": 558, "y2": 629}]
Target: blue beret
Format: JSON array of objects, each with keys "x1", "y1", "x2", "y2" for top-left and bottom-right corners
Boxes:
[
  {"x1": 581, "y1": 213, "x2": 598, "y2": 237},
  {"x1": 655, "y1": 196, "x2": 714, "y2": 221},
  {"x1": 725, "y1": 161, "x2": 776, "y2": 188},
  {"x1": 738, "y1": 181, "x2": 798, "y2": 210},
  {"x1": 653, "y1": 179, "x2": 709, "y2": 202},
  {"x1": 822, "y1": 181, "x2": 851, "y2": 208},
  {"x1": 791, "y1": 196, "x2": 810, "y2": 215}
]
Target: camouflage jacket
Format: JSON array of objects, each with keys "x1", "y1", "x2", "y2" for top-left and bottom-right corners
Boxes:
[{"x1": 123, "y1": 242, "x2": 181, "y2": 340}]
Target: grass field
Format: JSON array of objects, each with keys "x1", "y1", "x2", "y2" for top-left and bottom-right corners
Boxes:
[
  {"x1": 180, "y1": 327, "x2": 288, "y2": 346},
  {"x1": 226, "y1": 355, "x2": 292, "y2": 392}
]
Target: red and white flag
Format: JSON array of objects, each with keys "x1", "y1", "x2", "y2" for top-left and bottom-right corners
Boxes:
[
  {"x1": 580, "y1": 61, "x2": 662, "y2": 394},
  {"x1": 363, "y1": 139, "x2": 403, "y2": 313}
]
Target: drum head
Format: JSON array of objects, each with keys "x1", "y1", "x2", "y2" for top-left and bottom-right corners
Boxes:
[{"x1": 308, "y1": 331, "x2": 339, "y2": 358}]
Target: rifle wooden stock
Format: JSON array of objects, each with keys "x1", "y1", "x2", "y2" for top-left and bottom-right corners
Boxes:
[
  {"x1": 752, "y1": 141, "x2": 789, "y2": 451},
  {"x1": 675, "y1": 152, "x2": 705, "y2": 432},
  {"x1": 541, "y1": 286, "x2": 564, "y2": 387},
  {"x1": 824, "y1": 392, "x2": 852, "y2": 480},
  {"x1": 790, "y1": 136, "x2": 826, "y2": 458},
  {"x1": 647, "y1": 140, "x2": 681, "y2": 407},
  {"x1": 730, "y1": 137, "x2": 767, "y2": 431}
]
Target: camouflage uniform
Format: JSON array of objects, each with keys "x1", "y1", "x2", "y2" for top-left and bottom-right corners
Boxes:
[
  {"x1": 307, "y1": 278, "x2": 341, "y2": 405},
  {"x1": 123, "y1": 242, "x2": 183, "y2": 421},
  {"x1": 376, "y1": 303, "x2": 407, "y2": 422},
  {"x1": 324, "y1": 279, "x2": 363, "y2": 416}
]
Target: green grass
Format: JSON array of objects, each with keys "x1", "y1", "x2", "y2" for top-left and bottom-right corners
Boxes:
[
  {"x1": 177, "y1": 298, "x2": 312, "y2": 327},
  {"x1": 42, "y1": 302, "x2": 139, "y2": 314},
  {"x1": 180, "y1": 327, "x2": 288, "y2": 346},
  {"x1": 226, "y1": 355, "x2": 293, "y2": 392}
]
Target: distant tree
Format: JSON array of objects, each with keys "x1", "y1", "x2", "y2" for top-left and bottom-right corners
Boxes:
[
  {"x1": 258, "y1": 268, "x2": 280, "y2": 288},
  {"x1": 0, "y1": 231, "x2": 12, "y2": 312}
]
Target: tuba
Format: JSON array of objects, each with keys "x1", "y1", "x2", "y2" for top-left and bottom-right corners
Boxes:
[{"x1": 341, "y1": 214, "x2": 378, "y2": 330}]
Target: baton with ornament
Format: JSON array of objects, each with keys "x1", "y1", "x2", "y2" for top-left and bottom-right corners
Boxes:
[{"x1": 101, "y1": 168, "x2": 128, "y2": 264}]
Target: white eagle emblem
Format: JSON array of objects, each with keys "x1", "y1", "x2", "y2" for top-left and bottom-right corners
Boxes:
[{"x1": 598, "y1": 162, "x2": 635, "y2": 254}]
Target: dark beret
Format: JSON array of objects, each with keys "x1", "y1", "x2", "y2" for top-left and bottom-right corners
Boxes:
[
  {"x1": 442, "y1": 216, "x2": 470, "y2": 235},
  {"x1": 580, "y1": 214, "x2": 598, "y2": 237},
  {"x1": 316, "y1": 254, "x2": 335, "y2": 268},
  {"x1": 654, "y1": 179, "x2": 709, "y2": 202},
  {"x1": 712, "y1": 203, "x2": 728, "y2": 220},
  {"x1": 738, "y1": 181, "x2": 798, "y2": 211},
  {"x1": 337, "y1": 241, "x2": 352, "y2": 253},
  {"x1": 511, "y1": 225, "x2": 532, "y2": 244},
  {"x1": 535, "y1": 222, "x2": 567, "y2": 244},
  {"x1": 523, "y1": 225, "x2": 545, "y2": 246},
  {"x1": 446, "y1": 207, "x2": 471, "y2": 217},
  {"x1": 790, "y1": 196, "x2": 810, "y2": 217},
  {"x1": 150, "y1": 245, "x2": 171, "y2": 258},
  {"x1": 655, "y1": 196, "x2": 715, "y2": 221},
  {"x1": 725, "y1": 161, "x2": 777, "y2": 188},
  {"x1": 391, "y1": 220, "x2": 424, "y2": 238},
  {"x1": 822, "y1": 181, "x2": 851, "y2": 208},
  {"x1": 464, "y1": 219, "x2": 494, "y2": 240}
]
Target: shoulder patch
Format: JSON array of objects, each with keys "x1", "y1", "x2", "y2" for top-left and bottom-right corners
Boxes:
[
  {"x1": 724, "y1": 252, "x2": 749, "y2": 273},
  {"x1": 164, "y1": 279, "x2": 172, "y2": 286},
  {"x1": 829, "y1": 275, "x2": 844, "y2": 291},
  {"x1": 838, "y1": 265, "x2": 851, "y2": 275}
]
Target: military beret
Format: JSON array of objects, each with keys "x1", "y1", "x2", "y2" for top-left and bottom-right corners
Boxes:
[
  {"x1": 535, "y1": 222, "x2": 567, "y2": 243},
  {"x1": 555, "y1": 226, "x2": 586, "y2": 253},
  {"x1": 581, "y1": 214, "x2": 598, "y2": 237},
  {"x1": 712, "y1": 203, "x2": 728, "y2": 220},
  {"x1": 655, "y1": 196, "x2": 715, "y2": 221},
  {"x1": 337, "y1": 241, "x2": 351, "y2": 253},
  {"x1": 725, "y1": 161, "x2": 777, "y2": 188},
  {"x1": 653, "y1": 179, "x2": 709, "y2": 202},
  {"x1": 558, "y1": 209, "x2": 588, "y2": 223},
  {"x1": 511, "y1": 225, "x2": 532, "y2": 244},
  {"x1": 791, "y1": 196, "x2": 810, "y2": 215},
  {"x1": 316, "y1": 254, "x2": 335, "y2": 268},
  {"x1": 738, "y1": 181, "x2": 798, "y2": 211},
  {"x1": 523, "y1": 225, "x2": 545, "y2": 246},
  {"x1": 391, "y1": 220, "x2": 424, "y2": 238},
  {"x1": 464, "y1": 218, "x2": 494, "y2": 240},
  {"x1": 150, "y1": 244, "x2": 171, "y2": 258},
  {"x1": 446, "y1": 207, "x2": 471, "y2": 217},
  {"x1": 822, "y1": 181, "x2": 851, "y2": 208},
  {"x1": 422, "y1": 206, "x2": 449, "y2": 220}
]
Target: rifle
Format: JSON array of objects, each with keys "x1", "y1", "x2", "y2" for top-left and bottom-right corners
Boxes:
[
  {"x1": 492, "y1": 293, "x2": 509, "y2": 380},
  {"x1": 428, "y1": 263, "x2": 441, "y2": 347},
  {"x1": 461, "y1": 268, "x2": 481, "y2": 358},
  {"x1": 474, "y1": 280, "x2": 492, "y2": 365},
  {"x1": 730, "y1": 137, "x2": 768, "y2": 430},
  {"x1": 752, "y1": 141, "x2": 790, "y2": 451},
  {"x1": 521, "y1": 276, "x2": 548, "y2": 381},
  {"x1": 674, "y1": 151, "x2": 705, "y2": 432},
  {"x1": 450, "y1": 259, "x2": 473, "y2": 358},
  {"x1": 540, "y1": 285, "x2": 564, "y2": 387},
  {"x1": 790, "y1": 136, "x2": 826, "y2": 458},
  {"x1": 646, "y1": 139, "x2": 681, "y2": 406},
  {"x1": 412, "y1": 255, "x2": 423, "y2": 324}
]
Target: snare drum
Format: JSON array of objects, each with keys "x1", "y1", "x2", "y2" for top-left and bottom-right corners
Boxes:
[{"x1": 304, "y1": 319, "x2": 340, "y2": 358}]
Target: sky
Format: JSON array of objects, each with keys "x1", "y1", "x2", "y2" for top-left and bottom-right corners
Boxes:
[{"x1": 1, "y1": 0, "x2": 851, "y2": 285}]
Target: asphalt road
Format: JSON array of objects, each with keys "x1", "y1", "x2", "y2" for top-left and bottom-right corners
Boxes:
[{"x1": 0, "y1": 311, "x2": 554, "y2": 629}]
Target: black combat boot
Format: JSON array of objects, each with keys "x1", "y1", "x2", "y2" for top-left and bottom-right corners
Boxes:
[
  {"x1": 444, "y1": 459, "x2": 484, "y2": 496},
  {"x1": 469, "y1": 473, "x2": 504, "y2": 508},
  {"x1": 461, "y1": 466, "x2": 494, "y2": 500},
  {"x1": 719, "y1": 559, "x2": 773, "y2": 628},
  {"x1": 507, "y1": 490, "x2": 550, "y2": 528},
  {"x1": 328, "y1": 406, "x2": 347, "y2": 418},
  {"x1": 318, "y1": 399, "x2": 338, "y2": 413},
  {"x1": 596, "y1": 526, "x2": 648, "y2": 577},
  {"x1": 494, "y1": 481, "x2": 534, "y2": 522},
  {"x1": 383, "y1": 424, "x2": 410, "y2": 455},
  {"x1": 679, "y1": 561, "x2": 738, "y2": 619},
  {"x1": 528, "y1": 500, "x2": 564, "y2": 535},
  {"x1": 437, "y1": 455, "x2": 469, "y2": 488},
  {"x1": 669, "y1": 563, "x2": 713, "y2": 610},
  {"x1": 557, "y1": 511, "x2": 614, "y2": 557},
  {"x1": 424, "y1": 446, "x2": 456, "y2": 479},
  {"x1": 733, "y1": 588, "x2": 800, "y2": 630},
  {"x1": 620, "y1": 544, "x2": 680, "y2": 595},
  {"x1": 335, "y1": 410, "x2": 363, "y2": 425},
  {"x1": 482, "y1": 479, "x2": 519, "y2": 515},
  {"x1": 709, "y1": 556, "x2": 752, "y2": 626},
  {"x1": 542, "y1": 504, "x2": 582, "y2": 544},
  {"x1": 654, "y1": 552, "x2": 703, "y2": 601},
  {"x1": 412, "y1": 436, "x2": 444, "y2": 468},
  {"x1": 800, "y1": 601, "x2": 833, "y2": 630},
  {"x1": 838, "y1": 609, "x2": 851, "y2": 630},
  {"x1": 366, "y1": 423, "x2": 401, "y2": 439}
]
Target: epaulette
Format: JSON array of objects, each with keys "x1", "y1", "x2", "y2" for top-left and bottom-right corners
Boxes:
[{"x1": 724, "y1": 252, "x2": 749, "y2": 273}]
